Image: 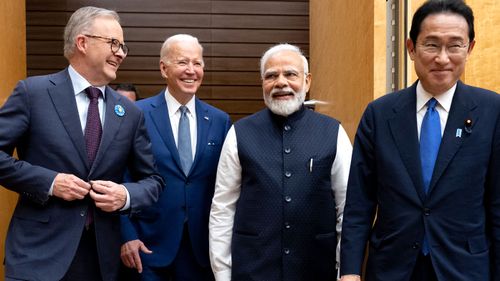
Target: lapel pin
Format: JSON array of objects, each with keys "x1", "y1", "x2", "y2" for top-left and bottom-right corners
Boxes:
[
  {"x1": 464, "y1": 119, "x2": 472, "y2": 134},
  {"x1": 114, "y1": 104, "x2": 125, "y2": 117},
  {"x1": 455, "y1": 128, "x2": 462, "y2": 138},
  {"x1": 204, "y1": 116, "x2": 209, "y2": 120}
]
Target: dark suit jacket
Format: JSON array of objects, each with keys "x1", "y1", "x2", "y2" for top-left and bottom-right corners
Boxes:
[
  {"x1": 121, "y1": 91, "x2": 231, "y2": 268},
  {"x1": 0, "y1": 69, "x2": 163, "y2": 281},
  {"x1": 340, "y1": 81, "x2": 500, "y2": 281}
]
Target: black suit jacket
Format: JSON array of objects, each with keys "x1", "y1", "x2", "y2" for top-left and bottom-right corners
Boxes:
[
  {"x1": 0, "y1": 69, "x2": 163, "y2": 281},
  {"x1": 341, "y1": 81, "x2": 500, "y2": 281}
]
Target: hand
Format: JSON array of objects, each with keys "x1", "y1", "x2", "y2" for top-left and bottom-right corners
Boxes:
[
  {"x1": 89, "y1": 180, "x2": 127, "y2": 212},
  {"x1": 53, "y1": 173, "x2": 91, "y2": 201},
  {"x1": 120, "y1": 239, "x2": 152, "y2": 273},
  {"x1": 340, "y1": 275, "x2": 361, "y2": 281}
]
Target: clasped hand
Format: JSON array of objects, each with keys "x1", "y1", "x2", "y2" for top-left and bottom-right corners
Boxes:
[{"x1": 53, "y1": 173, "x2": 127, "y2": 212}]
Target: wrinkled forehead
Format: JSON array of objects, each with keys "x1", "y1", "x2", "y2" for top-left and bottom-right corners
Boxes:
[{"x1": 264, "y1": 50, "x2": 303, "y2": 73}]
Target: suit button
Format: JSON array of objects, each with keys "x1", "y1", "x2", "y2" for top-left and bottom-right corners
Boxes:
[
  {"x1": 284, "y1": 222, "x2": 291, "y2": 229},
  {"x1": 284, "y1": 148, "x2": 291, "y2": 154},
  {"x1": 284, "y1": 196, "x2": 292, "y2": 203},
  {"x1": 284, "y1": 248, "x2": 290, "y2": 255},
  {"x1": 423, "y1": 208, "x2": 430, "y2": 216},
  {"x1": 285, "y1": 171, "x2": 292, "y2": 178},
  {"x1": 412, "y1": 242, "x2": 420, "y2": 249},
  {"x1": 80, "y1": 211, "x2": 85, "y2": 217},
  {"x1": 284, "y1": 125, "x2": 291, "y2": 131}
]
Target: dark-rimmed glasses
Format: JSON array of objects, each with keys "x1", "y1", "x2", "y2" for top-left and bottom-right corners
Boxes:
[{"x1": 83, "y1": 34, "x2": 129, "y2": 55}]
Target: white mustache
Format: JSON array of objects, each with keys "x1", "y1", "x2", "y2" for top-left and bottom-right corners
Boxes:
[{"x1": 270, "y1": 87, "x2": 295, "y2": 97}]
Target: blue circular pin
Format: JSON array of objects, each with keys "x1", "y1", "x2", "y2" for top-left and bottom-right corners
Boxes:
[{"x1": 114, "y1": 105, "x2": 125, "y2": 117}]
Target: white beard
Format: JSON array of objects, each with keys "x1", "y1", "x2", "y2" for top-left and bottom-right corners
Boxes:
[{"x1": 263, "y1": 86, "x2": 306, "y2": 117}]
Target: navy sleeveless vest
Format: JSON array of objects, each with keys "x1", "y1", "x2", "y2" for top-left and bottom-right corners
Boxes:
[{"x1": 232, "y1": 107, "x2": 340, "y2": 281}]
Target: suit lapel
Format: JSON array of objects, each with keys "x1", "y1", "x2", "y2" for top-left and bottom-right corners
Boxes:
[
  {"x1": 148, "y1": 92, "x2": 184, "y2": 172},
  {"x1": 388, "y1": 85, "x2": 426, "y2": 202},
  {"x1": 192, "y1": 98, "x2": 212, "y2": 173},
  {"x1": 428, "y1": 81, "x2": 478, "y2": 194},
  {"x1": 48, "y1": 69, "x2": 89, "y2": 169},
  {"x1": 92, "y1": 87, "x2": 124, "y2": 173}
]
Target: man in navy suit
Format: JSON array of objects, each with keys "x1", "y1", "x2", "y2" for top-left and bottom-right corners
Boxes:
[
  {"x1": 0, "y1": 6, "x2": 163, "y2": 281},
  {"x1": 120, "y1": 34, "x2": 231, "y2": 281},
  {"x1": 340, "y1": 1, "x2": 500, "y2": 280}
]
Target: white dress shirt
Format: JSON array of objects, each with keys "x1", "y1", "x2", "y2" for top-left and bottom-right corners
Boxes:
[
  {"x1": 164, "y1": 88, "x2": 197, "y2": 159},
  {"x1": 49, "y1": 65, "x2": 130, "y2": 210},
  {"x1": 209, "y1": 123, "x2": 352, "y2": 281},
  {"x1": 416, "y1": 81, "x2": 455, "y2": 138}
]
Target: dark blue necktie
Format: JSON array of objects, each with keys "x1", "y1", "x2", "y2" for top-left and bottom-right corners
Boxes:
[
  {"x1": 178, "y1": 105, "x2": 192, "y2": 175},
  {"x1": 419, "y1": 97, "x2": 441, "y2": 255}
]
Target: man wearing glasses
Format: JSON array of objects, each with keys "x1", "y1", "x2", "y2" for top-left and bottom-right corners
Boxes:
[
  {"x1": 340, "y1": 1, "x2": 500, "y2": 280},
  {"x1": 0, "y1": 6, "x2": 163, "y2": 281}
]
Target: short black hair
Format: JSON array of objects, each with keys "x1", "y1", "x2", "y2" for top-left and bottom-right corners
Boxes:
[
  {"x1": 409, "y1": 0, "x2": 474, "y2": 44},
  {"x1": 115, "y1": 83, "x2": 139, "y2": 99}
]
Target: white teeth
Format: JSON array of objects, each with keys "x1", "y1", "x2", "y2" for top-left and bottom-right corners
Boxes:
[{"x1": 183, "y1": 79, "x2": 194, "y2": 83}]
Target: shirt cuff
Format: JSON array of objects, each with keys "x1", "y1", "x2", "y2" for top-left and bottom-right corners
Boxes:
[{"x1": 120, "y1": 186, "x2": 131, "y2": 211}]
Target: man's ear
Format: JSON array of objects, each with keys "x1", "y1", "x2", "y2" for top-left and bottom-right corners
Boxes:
[
  {"x1": 159, "y1": 60, "x2": 168, "y2": 79},
  {"x1": 406, "y1": 38, "x2": 416, "y2": 61},
  {"x1": 304, "y1": 72, "x2": 312, "y2": 93},
  {"x1": 75, "y1": 35, "x2": 88, "y2": 54}
]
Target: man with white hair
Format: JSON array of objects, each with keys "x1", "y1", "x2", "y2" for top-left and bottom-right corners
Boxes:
[
  {"x1": 208, "y1": 43, "x2": 352, "y2": 281},
  {"x1": 120, "y1": 34, "x2": 231, "y2": 281}
]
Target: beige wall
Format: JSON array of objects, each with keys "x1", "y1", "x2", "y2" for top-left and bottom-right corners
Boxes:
[
  {"x1": 464, "y1": 0, "x2": 500, "y2": 92},
  {"x1": 310, "y1": 1, "x2": 386, "y2": 140},
  {"x1": 0, "y1": 0, "x2": 25, "y2": 278}
]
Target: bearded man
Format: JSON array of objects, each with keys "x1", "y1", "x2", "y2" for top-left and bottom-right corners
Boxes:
[{"x1": 208, "y1": 43, "x2": 352, "y2": 281}]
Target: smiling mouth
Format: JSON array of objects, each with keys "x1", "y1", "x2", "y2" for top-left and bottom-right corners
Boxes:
[
  {"x1": 107, "y1": 60, "x2": 118, "y2": 67},
  {"x1": 181, "y1": 79, "x2": 196, "y2": 84},
  {"x1": 272, "y1": 91, "x2": 294, "y2": 98}
]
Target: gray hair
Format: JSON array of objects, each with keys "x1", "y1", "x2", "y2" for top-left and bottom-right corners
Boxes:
[
  {"x1": 160, "y1": 34, "x2": 204, "y2": 63},
  {"x1": 63, "y1": 6, "x2": 120, "y2": 59},
  {"x1": 260, "y1": 43, "x2": 309, "y2": 78}
]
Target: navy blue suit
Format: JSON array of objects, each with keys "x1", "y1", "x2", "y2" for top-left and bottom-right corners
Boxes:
[
  {"x1": 121, "y1": 92, "x2": 231, "y2": 278},
  {"x1": 341, "y1": 81, "x2": 500, "y2": 281},
  {"x1": 0, "y1": 69, "x2": 163, "y2": 281}
]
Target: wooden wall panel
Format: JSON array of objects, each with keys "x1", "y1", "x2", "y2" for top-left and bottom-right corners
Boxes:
[
  {"x1": 310, "y1": 1, "x2": 378, "y2": 140},
  {"x1": 463, "y1": 0, "x2": 500, "y2": 93},
  {"x1": 26, "y1": 0, "x2": 309, "y2": 121},
  {"x1": 0, "y1": 0, "x2": 25, "y2": 277}
]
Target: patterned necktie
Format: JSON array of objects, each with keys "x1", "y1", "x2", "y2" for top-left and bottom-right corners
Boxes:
[
  {"x1": 419, "y1": 97, "x2": 441, "y2": 255},
  {"x1": 84, "y1": 87, "x2": 102, "y2": 167},
  {"x1": 178, "y1": 105, "x2": 192, "y2": 175}
]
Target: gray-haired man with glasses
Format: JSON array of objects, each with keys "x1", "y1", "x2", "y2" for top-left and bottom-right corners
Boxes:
[
  {"x1": 340, "y1": 1, "x2": 500, "y2": 281},
  {"x1": 0, "y1": 6, "x2": 163, "y2": 281}
]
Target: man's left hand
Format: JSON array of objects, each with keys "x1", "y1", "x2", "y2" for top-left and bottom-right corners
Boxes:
[{"x1": 89, "y1": 180, "x2": 127, "y2": 212}]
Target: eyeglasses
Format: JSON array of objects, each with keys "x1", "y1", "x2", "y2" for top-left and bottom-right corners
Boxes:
[
  {"x1": 83, "y1": 34, "x2": 129, "y2": 55},
  {"x1": 417, "y1": 41, "x2": 469, "y2": 56}
]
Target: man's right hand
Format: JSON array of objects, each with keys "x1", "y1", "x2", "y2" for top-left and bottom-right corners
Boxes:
[
  {"x1": 121, "y1": 239, "x2": 153, "y2": 273},
  {"x1": 53, "y1": 173, "x2": 91, "y2": 201},
  {"x1": 340, "y1": 275, "x2": 361, "y2": 281}
]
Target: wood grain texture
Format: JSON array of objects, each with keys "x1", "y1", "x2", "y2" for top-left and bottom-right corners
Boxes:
[{"x1": 26, "y1": 0, "x2": 309, "y2": 121}]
